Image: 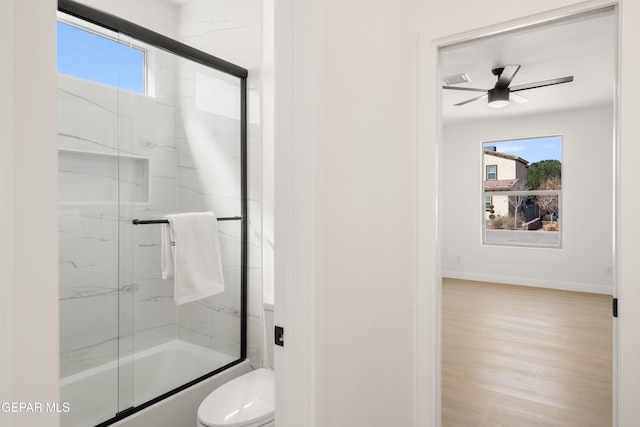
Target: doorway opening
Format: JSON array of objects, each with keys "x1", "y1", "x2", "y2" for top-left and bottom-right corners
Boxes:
[{"x1": 438, "y1": 6, "x2": 617, "y2": 426}]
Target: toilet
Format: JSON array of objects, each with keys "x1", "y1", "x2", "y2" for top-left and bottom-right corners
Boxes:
[{"x1": 197, "y1": 303, "x2": 275, "y2": 427}]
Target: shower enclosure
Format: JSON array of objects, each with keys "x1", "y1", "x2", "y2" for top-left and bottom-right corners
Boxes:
[{"x1": 57, "y1": 3, "x2": 247, "y2": 426}]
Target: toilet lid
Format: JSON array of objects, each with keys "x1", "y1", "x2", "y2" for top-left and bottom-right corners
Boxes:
[{"x1": 198, "y1": 369, "x2": 274, "y2": 427}]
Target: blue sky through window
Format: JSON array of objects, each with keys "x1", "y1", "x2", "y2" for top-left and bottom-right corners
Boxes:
[
  {"x1": 484, "y1": 136, "x2": 562, "y2": 164},
  {"x1": 57, "y1": 21, "x2": 145, "y2": 93}
]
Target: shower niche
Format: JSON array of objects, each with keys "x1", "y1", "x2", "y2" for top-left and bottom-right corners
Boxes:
[
  {"x1": 58, "y1": 149, "x2": 150, "y2": 203},
  {"x1": 57, "y1": 4, "x2": 247, "y2": 426}
]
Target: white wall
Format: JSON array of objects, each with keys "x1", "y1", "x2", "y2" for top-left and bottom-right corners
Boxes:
[
  {"x1": 615, "y1": 2, "x2": 640, "y2": 423},
  {"x1": 0, "y1": 1, "x2": 59, "y2": 427},
  {"x1": 274, "y1": 0, "x2": 419, "y2": 425},
  {"x1": 442, "y1": 105, "x2": 614, "y2": 294},
  {"x1": 318, "y1": 3, "x2": 418, "y2": 420}
]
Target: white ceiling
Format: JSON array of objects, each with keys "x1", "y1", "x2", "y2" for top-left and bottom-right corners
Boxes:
[{"x1": 441, "y1": 9, "x2": 616, "y2": 124}]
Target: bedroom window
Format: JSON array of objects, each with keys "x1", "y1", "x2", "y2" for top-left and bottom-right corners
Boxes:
[{"x1": 482, "y1": 136, "x2": 562, "y2": 248}]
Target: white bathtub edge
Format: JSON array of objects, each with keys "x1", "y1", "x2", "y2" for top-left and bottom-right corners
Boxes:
[{"x1": 110, "y1": 360, "x2": 252, "y2": 427}]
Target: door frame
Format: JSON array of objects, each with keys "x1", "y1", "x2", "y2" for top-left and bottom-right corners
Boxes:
[{"x1": 416, "y1": 1, "x2": 620, "y2": 426}]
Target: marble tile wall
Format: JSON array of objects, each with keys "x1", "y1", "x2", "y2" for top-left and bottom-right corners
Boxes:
[
  {"x1": 59, "y1": 75, "x2": 123, "y2": 377},
  {"x1": 72, "y1": 0, "x2": 179, "y2": 39},
  {"x1": 59, "y1": 48, "x2": 246, "y2": 382},
  {"x1": 58, "y1": 56, "x2": 180, "y2": 377},
  {"x1": 59, "y1": 0, "x2": 262, "y2": 380},
  {"x1": 176, "y1": 0, "x2": 263, "y2": 368},
  {"x1": 173, "y1": 58, "x2": 245, "y2": 360}
]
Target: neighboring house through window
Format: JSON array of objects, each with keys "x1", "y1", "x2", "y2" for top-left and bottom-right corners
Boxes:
[
  {"x1": 483, "y1": 149, "x2": 528, "y2": 220},
  {"x1": 482, "y1": 136, "x2": 562, "y2": 248}
]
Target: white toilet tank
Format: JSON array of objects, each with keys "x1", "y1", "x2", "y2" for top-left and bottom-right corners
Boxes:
[{"x1": 263, "y1": 302, "x2": 274, "y2": 369}]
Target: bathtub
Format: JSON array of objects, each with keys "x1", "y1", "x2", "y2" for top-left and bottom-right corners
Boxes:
[{"x1": 60, "y1": 340, "x2": 251, "y2": 427}]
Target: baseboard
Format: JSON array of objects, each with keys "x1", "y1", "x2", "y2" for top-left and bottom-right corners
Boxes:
[{"x1": 442, "y1": 270, "x2": 612, "y2": 295}]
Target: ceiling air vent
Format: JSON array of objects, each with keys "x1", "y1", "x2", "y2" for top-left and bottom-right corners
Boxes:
[{"x1": 442, "y1": 73, "x2": 471, "y2": 86}]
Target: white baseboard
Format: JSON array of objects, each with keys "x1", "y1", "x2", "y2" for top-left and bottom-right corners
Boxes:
[{"x1": 442, "y1": 270, "x2": 612, "y2": 295}]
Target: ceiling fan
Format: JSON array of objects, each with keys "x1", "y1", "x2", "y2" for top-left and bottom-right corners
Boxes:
[{"x1": 443, "y1": 65, "x2": 574, "y2": 109}]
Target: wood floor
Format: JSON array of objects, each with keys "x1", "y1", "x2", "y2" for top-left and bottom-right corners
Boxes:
[{"x1": 442, "y1": 278, "x2": 612, "y2": 427}]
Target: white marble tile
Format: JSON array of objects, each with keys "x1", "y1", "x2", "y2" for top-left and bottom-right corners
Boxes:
[
  {"x1": 177, "y1": 301, "x2": 241, "y2": 358},
  {"x1": 134, "y1": 97, "x2": 177, "y2": 154},
  {"x1": 60, "y1": 295, "x2": 119, "y2": 376},
  {"x1": 246, "y1": 266, "x2": 263, "y2": 368},
  {"x1": 59, "y1": 74, "x2": 180, "y2": 376},
  {"x1": 59, "y1": 150, "x2": 149, "y2": 203},
  {"x1": 177, "y1": 0, "x2": 261, "y2": 70},
  {"x1": 58, "y1": 76, "x2": 119, "y2": 155},
  {"x1": 178, "y1": 166, "x2": 240, "y2": 207},
  {"x1": 177, "y1": 106, "x2": 241, "y2": 140},
  {"x1": 148, "y1": 48, "x2": 179, "y2": 104},
  {"x1": 176, "y1": 221, "x2": 242, "y2": 358},
  {"x1": 177, "y1": 0, "x2": 263, "y2": 368},
  {"x1": 74, "y1": 0, "x2": 179, "y2": 39}
]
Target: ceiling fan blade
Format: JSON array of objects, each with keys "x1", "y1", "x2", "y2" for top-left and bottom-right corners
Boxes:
[
  {"x1": 454, "y1": 94, "x2": 488, "y2": 106},
  {"x1": 510, "y1": 76, "x2": 574, "y2": 92},
  {"x1": 496, "y1": 64, "x2": 521, "y2": 89},
  {"x1": 511, "y1": 93, "x2": 530, "y2": 104},
  {"x1": 443, "y1": 85, "x2": 487, "y2": 92}
]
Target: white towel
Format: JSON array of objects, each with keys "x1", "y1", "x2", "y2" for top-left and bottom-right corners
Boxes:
[
  {"x1": 161, "y1": 212, "x2": 225, "y2": 305},
  {"x1": 161, "y1": 221, "x2": 174, "y2": 280}
]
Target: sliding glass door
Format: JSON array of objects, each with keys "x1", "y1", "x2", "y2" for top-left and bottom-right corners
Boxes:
[{"x1": 57, "y1": 7, "x2": 247, "y2": 426}]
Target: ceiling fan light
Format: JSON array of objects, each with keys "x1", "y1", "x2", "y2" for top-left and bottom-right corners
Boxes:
[
  {"x1": 488, "y1": 88, "x2": 510, "y2": 109},
  {"x1": 488, "y1": 99, "x2": 509, "y2": 109}
]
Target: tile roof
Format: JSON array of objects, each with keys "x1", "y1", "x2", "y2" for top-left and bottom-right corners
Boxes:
[
  {"x1": 484, "y1": 178, "x2": 520, "y2": 191},
  {"x1": 484, "y1": 149, "x2": 529, "y2": 165}
]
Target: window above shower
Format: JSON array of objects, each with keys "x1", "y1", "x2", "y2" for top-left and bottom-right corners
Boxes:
[{"x1": 57, "y1": 13, "x2": 150, "y2": 95}]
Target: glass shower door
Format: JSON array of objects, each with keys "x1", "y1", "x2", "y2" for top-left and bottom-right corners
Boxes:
[
  {"x1": 127, "y1": 46, "x2": 245, "y2": 407},
  {"x1": 58, "y1": 6, "x2": 247, "y2": 425},
  {"x1": 57, "y1": 15, "x2": 124, "y2": 427},
  {"x1": 116, "y1": 30, "x2": 139, "y2": 416}
]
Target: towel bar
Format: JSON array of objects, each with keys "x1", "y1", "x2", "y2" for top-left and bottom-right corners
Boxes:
[{"x1": 132, "y1": 216, "x2": 243, "y2": 225}]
